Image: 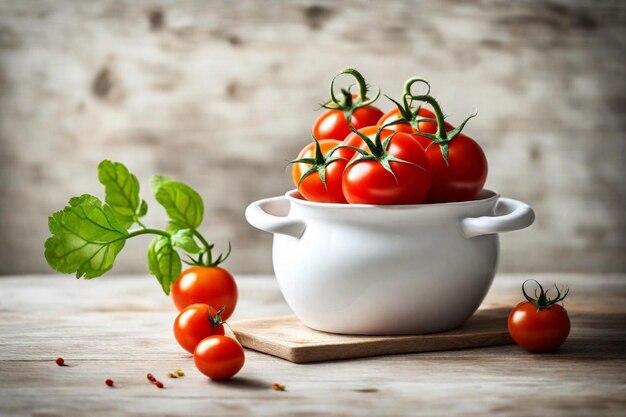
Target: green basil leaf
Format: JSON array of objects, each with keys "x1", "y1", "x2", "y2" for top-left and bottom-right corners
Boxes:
[
  {"x1": 97, "y1": 160, "x2": 143, "y2": 228},
  {"x1": 44, "y1": 194, "x2": 129, "y2": 279},
  {"x1": 137, "y1": 199, "x2": 148, "y2": 218},
  {"x1": 147, "y1": 236, "x2": 182, "y2": 295},
  {"x1": 170, "y1": 229, "x2": 202, "y2": 254},
  {"x1": 151, "y1": 176, "x2": 204, "y2": 230}
]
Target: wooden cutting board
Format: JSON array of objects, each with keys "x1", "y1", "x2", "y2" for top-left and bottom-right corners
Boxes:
[{"x1": 230, "y1": 307, "x2": 513, "y2": 363}]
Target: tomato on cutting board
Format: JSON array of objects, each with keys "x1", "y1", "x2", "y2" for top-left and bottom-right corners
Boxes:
[
  {"x1": 508, "y1": 280, "x2": 571, "y2": 353},
  {"x1": 313, "y1": 68, "x2": 383, "y2": 141}
]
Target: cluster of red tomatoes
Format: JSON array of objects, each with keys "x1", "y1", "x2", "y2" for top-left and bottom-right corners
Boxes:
[
  {"x1": 170, "y1": 266, "x2": 243, "y2": 380},
  {"x1": 290, "y1": 69, "x2": 488, "y2": 205}
]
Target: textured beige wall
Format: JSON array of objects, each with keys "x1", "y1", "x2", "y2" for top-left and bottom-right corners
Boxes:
[{"x1": 0, "y1": 0, "x2": 624, "y2": 275}]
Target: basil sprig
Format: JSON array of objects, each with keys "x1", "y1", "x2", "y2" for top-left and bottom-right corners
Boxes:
[{"x1": 44, "y1": 160, "x2": 228, "y2": 294}]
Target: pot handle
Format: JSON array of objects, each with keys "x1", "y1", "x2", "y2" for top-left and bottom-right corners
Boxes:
[
  {"x1": 245, "y1": 196, "x2": 306, "y2": 238},
  {"x1": 461, "y1": 197, "x2": 535, "y2": 238}
]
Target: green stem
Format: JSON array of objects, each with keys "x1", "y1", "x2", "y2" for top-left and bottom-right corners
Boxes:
[
  {"x1": 403, "y1": 77, "x2": 431, "y2": 99},
  {"x1": 398, "y1": 77, "x2": 432, "y2": 128},
  {"x1": 411, "y1": 94, "x2": 447, "y2": 140},
  {"x1": 345, "y1": 68, "x2": 368, "y2": 103},
  {"x1": 192, "y1": 229, "x2": 213, "y2": 265},
  {"x1": 313, "y1": 136, "x2": 326, "y2": 165},
  {"x1": 340, "y1": 89, "x2": 353, "y2": 109},
  {"x1": 192, "y1": 229, "x2": 211, "y2": 252},
  {"x1": 325, "y1": 68, "x2": 380, "y2": 113},
  {"x1": 127, "y1": 228, "x2": 170, "y2": 239},
  {"x1": 135, "y1": 219, "x2": 147, "y2": 229},
  {"x1": 127, "y1": 227, "x2": 216, "y2": 266}
]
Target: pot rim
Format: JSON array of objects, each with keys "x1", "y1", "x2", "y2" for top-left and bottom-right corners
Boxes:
[{"x1": 285, "y1": 188, "x2": 501, "y2": 210}]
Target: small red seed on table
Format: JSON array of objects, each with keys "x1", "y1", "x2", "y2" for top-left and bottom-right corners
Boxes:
[
  {"x1": 105, "y1": 379, "x2": 114, "y2": 387},
  {"x1": 55, "y1": 358, "x2": 64, "y2": 366},
  {"x1": 147, "y1": 372, "x2": 164, "y2": 388}
]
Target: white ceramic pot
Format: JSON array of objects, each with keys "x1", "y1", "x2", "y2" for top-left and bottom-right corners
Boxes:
[{"x1": 245, "y1": 189, "x2": 534, "y2": 335}]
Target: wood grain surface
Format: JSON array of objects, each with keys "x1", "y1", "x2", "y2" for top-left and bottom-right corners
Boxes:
[
  {"x1": 0, "y1": 0, "x2": 624, "y2": 276},
  {"x1": 0, "y1": 273, "x2": 625, "y2": 417},
  {"x1": 231, "y1": 309, "x2": 514, "y2": 363}
]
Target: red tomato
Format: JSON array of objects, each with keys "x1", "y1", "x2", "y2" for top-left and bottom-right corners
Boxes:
[
  {"x1": 313, "y1": 68, "x2": 383, "y2": 141},
  {"x1": 508, "y1": 303, "x2": 570, "y2": 353},
  {"x1": 334, "y1": 126, "x2": 381, "y2": 161},
  {"x1": 380, "y1": 76, "x2": 485, "y2": 203},
  {"x1": 342, "y1": 131, "x2": 431, "y2": 205},
  {"x1": 313, "y1": 106, "x2": 383, "y2": 141},
  {"x1": 291, "y1": 139, "x2": 341, "y2": 184},
  {"x1": 413, "y1": 133, "x2": 487, "y2": 203},
  {"x1": 291, "y1": 139, "x2": 347, "y2": 203},
  {"x1": 507, "y1": 280, "x2": 571, "y2": 353},
  {"x1": 173, "y1": 304, "x2": 225, "y2": 353},
  {"x1": 171, "y1": 267, "x2": 238, "y2": 320},
  {"x1": 378, "y1": 107, "x2": 452, "y2": 134},
  {"x1": 194, "y1": 335, "x2": 245, "y2": 380}
]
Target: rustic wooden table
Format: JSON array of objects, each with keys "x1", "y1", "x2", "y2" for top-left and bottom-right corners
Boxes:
[{"x1": 0, "y1": 273, "x2": 624, "y2": 417}]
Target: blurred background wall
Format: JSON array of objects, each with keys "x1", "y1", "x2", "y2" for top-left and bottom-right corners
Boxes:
[{"x1": 0, "y1": 0, "x2": 624, "y2": 276}]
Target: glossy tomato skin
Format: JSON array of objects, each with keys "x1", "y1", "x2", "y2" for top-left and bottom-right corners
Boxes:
[
  {"x1": 173, "y1": 304, "x2": 225, "y2": 353},
  {"x1": 194, "y1": 335, "x2": 245, "y2": 380},
  {"x1": 342, "y1": 132, "x2": 431, "y2": 205},
  {"x1": 291, "y1": 139, "x2": 347, "y2": 204},
  {"x1": 377, "y1": 107, "x2": 453, "y2": 134},
  {"x1": 508, "y1": 302, "x2": 571, "y2": 353},
  {"x1": 313, "y1": 106, "x2": 384, "y2": 141},
  {"x1": 291, "y1": 139, "x2": 341, "y2": 185},
  {"x1": 413, "y1": 133, "x2": 487, "y2": 203},
  {"x1": 171, "y1": 267, "x2": 238, "y2": 320}
]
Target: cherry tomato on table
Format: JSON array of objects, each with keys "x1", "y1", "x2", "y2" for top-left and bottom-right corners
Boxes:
[
  {"x1": 194, "y1": 335, "x2": 245, "y2": 380},
  {"x1": 508, "y1": 280, "x2": 571, "y2": 353},
  {"x1": 290, "y1": 138, "x2": 347, "y2": 203},
  {"x1": 173, "y1": 304, "x2": 225, "y2": 353},
  {"x1": 313, "y1": 68, "x2": 383, "y2": 141},
  {"x1": 171, "y1": 266, "x2": 238, "y2": 320},
  {"x1": 341, "y1": 127, "x2": 431, "y2": 205}
]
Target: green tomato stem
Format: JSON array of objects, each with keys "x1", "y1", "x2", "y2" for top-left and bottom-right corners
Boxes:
[
  {"x1": 410, "y1": 94, "x2": 447, "y2": 140},
  {"x1": 324, "y1": 68, "x2": 381, "y2": 118},
  {"x1": 192, "y1": 229, "x2": 213, "y2": 264},
  {"x1": 127, "y1": 228, "x2": 170, "y2": 239},
  {"x1": 127, "y1": 227, "x2": 218, "y2": 267}
]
